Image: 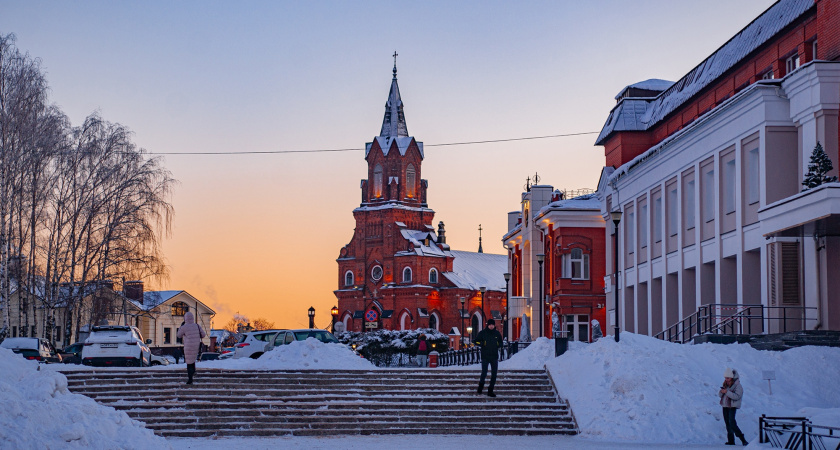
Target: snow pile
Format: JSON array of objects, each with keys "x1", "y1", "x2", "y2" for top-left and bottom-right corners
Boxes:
[
  {"x1": 500, "y1": 337, "x2": 556, "y2": 369},
  {"x1": 545, "y1": 333, "x2": 840, "y2": 444},
  {"x1": 0, "y1": 348, "x2": 169, "y2": 449},
  {"x1": 202, "y1": 338, "x2": 376, "y2": 370}
]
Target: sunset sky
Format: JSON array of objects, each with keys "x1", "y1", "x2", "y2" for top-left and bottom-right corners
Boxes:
[{"x1": 1, "y1": 1, "x2": 775, "y2": 330}]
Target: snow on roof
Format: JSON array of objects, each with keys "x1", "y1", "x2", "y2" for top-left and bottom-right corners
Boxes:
[
  {"x1": 536, "y1": 193, "x2": 602, "y2": 218},
  {"x1": 128, "y1": 290, "x2": 184, "y2": 311},
  {"x1": 614, "y1": 79, "x2": 674, "y2": 100},
  {"x1": 443, "y1": 250, "x2": 507, "y2": 291},
  {"x1": 596, "y1": 0, "x2": 813, "y2": 145},
  {"x1": 365, "y1": 136, "x2": 425, "y2": 159},
  {"x1": 354, "y1": 203, "x2": 435, "y2": 213},
  {"x1": 398, "y1": 229, "x2": 452, "y2": 258}
]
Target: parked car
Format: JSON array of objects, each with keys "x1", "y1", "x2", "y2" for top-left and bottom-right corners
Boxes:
[
  {"x1": 233, "y1": 329, "x2": 286, "y2": 359},
  {"x1": 198, "y1": 352, "x2": 219, "y2": 362},
  {"x1": 218, "y1": 347, "x2": 234, "y2": 359},
  {"x1": 81, "y1": 325, "x2": 152, "y2": 367},
  {"x1": 280, "y1": 329, "x2": 341, "y2": 345},
  {"x1": 1, "y1": 337, "x2": 62, "y2": 363},
  {"x1": 150, "y1": 353, "x2": 170, "y2": 366},
  {"x1": 59, "y1": 342, "x2": 85, "y2": 364}
]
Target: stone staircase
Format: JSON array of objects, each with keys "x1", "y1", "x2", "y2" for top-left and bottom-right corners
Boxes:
[{"x1": 62, "y1": 369, "x2": 579, "y2": 437}]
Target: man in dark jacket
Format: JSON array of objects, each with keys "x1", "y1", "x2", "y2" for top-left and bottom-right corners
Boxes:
[{"x1": 474, "y1": 318, "x2": 503, "y2": 397}]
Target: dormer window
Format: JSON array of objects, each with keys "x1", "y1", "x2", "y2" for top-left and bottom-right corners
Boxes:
[
  {"x1": 406, "y1": 164, "x2": 416, "y2": 198},
  {"x1": 373, "y1": 164, "x2": 383, "y2": 198},
  {"x1": 429, "y1": 268, "x2": 438, "y2": 284},
  {"x1": 402, "y1": 267, "x2": 412, "y2": 283}
]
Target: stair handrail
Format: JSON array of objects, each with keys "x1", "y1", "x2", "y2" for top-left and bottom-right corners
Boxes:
[{"x1": 759, "y1": 415, "x2": 839, "y2": 449}]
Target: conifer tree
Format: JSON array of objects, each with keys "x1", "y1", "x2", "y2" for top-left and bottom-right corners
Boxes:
[{"x1": 802, "y1": 142, "x2": 838, "y2": 190}]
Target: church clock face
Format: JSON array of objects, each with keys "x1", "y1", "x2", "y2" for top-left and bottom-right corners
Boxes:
[{"x1": 371, "y1": 265, "x2": 383, "y2": 281}]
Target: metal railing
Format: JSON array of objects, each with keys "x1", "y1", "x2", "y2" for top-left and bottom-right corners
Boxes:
[
  {"x1": 759, "y1": 415, "x2": 840, "y2": 450},
  {"x1": 365, "y1": 351, "x2": 418, "y2": 368},
  {"x1": 655, "y1": 304, "x2": 818, "y2": 344},
  {"x1": 437, "y1": 341, "x2": 531, "y2": 367}
]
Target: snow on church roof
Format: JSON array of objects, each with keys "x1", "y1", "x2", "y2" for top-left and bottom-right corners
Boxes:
[
  {"x1": 397, "y1": 229, "x2": 452, "y2": 258},
  {"x1": 365, "y1": 136, "x2": 425, "y2": 158},
  {"x1": 596, "y1": 0, "x2": 814, "y2": 145},
  {"x1": 443, "y1": 250, "x2": 507, "y2": 291},
  {"x1": 365, "y1": 62, "x2": 425, "y2": 159}
]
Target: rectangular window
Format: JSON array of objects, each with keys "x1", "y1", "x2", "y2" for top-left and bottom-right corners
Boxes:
[
  {"x1": 12, "y1": 326, "x2": 17, "y2": 337},
  {"x1": 747, "y1": 148, "x2": 760, "y2": 205},
  {"x1": 164, "y1": 328, "x2": 171, "y2": 345},
  {"x1": 55, "y1": 327, "x2": 62, "y2": 342},
  {"x1": 786, "y1": 53, "x2": 800, "y2": 74},
  {"x1": 762, "y1": 70, "x2": 774, "y2": 80},
  {"x1": 31, "y1": 326, "x2": 36, "y2": 337},
  {"x1": 640, "y1": 204, "x2": 648, "y2": 249},
  {"x1": 627, "y1": 212, "x2": 635, "y2": 253},
  {"x1": 654, "y1": 197, "x2": 663, "y2": 243},
  {"x1": 703, "y1": 169, "x2": 715, "y2": 223},
  {"x1": 813, "y1": 41, "x2": 818, "y2": 60},
  {"x1": 724, "y1": 159, "x2": 736, "y2": 214},
  {"x1": 686, "y1": 180, "x2": 695, "y2": 230},
  {"x1": 668, "y1": 188, "x2": 678, "y2": 237}
]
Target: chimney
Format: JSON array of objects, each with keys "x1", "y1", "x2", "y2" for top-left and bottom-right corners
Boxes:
[
  {"x1": 124, "y1": 281, "x2": 144, "y2": 303},
  {"x1": 437, "y1": 221, "x2": 446, "y2": 244},
  {"x1": 100, "y1": 279, "x2": 115, "y2": 291}
]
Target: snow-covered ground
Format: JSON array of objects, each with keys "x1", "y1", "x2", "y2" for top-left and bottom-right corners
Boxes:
[
  {"x1": 7, "y1": 333, "x2": 839, "y2": 449},
  {"x1": 503, "y1": 333, "x2": 840, "y2": 446},
  {"x1": 0, "y1": 347, "x2": 169, "y2": 450}
]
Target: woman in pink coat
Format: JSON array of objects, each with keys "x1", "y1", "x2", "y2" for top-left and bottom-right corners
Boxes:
[{"x1": 176, "y1": 311, "x2": 206, "y2": 385}]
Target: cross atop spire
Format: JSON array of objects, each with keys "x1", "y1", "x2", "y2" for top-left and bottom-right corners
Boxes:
[{"x1": 380, "y1": 54, "x2": 408, "y2": 138}]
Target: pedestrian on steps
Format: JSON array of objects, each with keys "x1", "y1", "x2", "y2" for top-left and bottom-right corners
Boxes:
[
  {"x1": 176, "y1": 311, "x2": 206, "y2": 385},
  {"x1": 719, "y1": 367, "x2": 748, "y2": 446},
  {"x1": 475, "y1": 318, "x2": 503, "y2": 397},
  {"x1": 416, "y1": 334, "x2": 429, "y2": 368}
]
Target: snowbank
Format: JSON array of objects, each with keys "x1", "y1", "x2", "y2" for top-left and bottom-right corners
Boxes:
[
  {"x1": 500, "y1": 337, "x2": 588, "y2": 369},
  {"x1": 546, "y1": 333, "x2": 840, "y2": 444},
  {"x1": 0, "y1": 348, "x2": 169, "y2": 450},
  {"x1": 197, "y1": 338, "x2": 377, "y2": 370}
]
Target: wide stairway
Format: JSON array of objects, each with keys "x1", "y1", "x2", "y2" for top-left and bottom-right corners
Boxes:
[{"x1": 63, "y1": 369, "x2": 579, "y2": 437}]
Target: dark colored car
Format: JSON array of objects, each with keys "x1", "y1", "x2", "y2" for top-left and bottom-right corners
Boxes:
[
  {"x1": 198, "y1": 352, "x2": 219, "y2": 361},
  {"x1": 60, "y1": 343, "x2": 85, "y2": 364}
]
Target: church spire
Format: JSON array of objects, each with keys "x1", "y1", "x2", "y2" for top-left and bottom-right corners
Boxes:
[{"x1": 380, "y1": 52, "x2": 408, "y2": 138}]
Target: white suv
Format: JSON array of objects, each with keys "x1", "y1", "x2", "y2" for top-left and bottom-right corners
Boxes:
[
  {"x1": 82, "y1": 325, "x2": 152, "y2": 367},
  {"x1": 233, "y1": 329, "x2": 285, "y2": 359}
]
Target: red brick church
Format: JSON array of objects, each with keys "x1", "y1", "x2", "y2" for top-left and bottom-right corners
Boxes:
[{"x1": 335, "y1": 62, "x2": 507, "y2": 342}]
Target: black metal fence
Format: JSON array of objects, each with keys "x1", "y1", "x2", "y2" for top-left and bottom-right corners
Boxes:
[
  {"x1": 759, "y1": 415, "x2": 840, "y2": 450},
  {"x1": 437, "y1": 341, "x2": 531, "y2": 367},
  {"x1": 365, "y1": 351, "x2": 418, "y2": 368},
  {"x1": 655, "y1": 304, "x2": 818, "y2": 344}
]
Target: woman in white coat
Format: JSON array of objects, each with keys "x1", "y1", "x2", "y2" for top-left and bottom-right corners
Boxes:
[{"x1": 177, "y1": 311, "x2": 206, "y2": 385}]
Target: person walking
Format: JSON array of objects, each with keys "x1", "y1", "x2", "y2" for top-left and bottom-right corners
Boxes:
[
  {"x1": 416, "y1": 334, "x2": 429, "y2": 368},
  {"x1": 475, "y1": 318, "x2": 503, "y2": 397},
  {"x1": 719, "y1": 367, "x2": 748, "y2": 446},
  {"x1": 176, "y1": 311, "x2": 206, "y2": 385}
]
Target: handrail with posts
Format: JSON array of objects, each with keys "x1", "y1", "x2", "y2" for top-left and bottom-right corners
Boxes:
[
  {"x1": 438, "y1": 341, "x2": 531, "y2": 367},
  {"x1": 655, "y1": 304, "x2": 818, "y2": 344},
  {"x1": 759, "y1": 415, "x2": 840, "y2": 449}
]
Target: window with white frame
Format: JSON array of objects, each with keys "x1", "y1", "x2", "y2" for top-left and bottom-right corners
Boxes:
[
  {"x1": 762, "y1": 70, "x2": 775, "y2": 80},
  {"x1": 627, "y1": 212, "x2": 635, "y2": 253},
  {"x1": 640, "y1": 204, "x2": 648, "y2": 249},
  {"x1": 703, "y1": 168, "x2": 715, "y2": 222},
  {"x1": 654, "y1": 197, "x2": 663, "y2": 243},
  {"x1": 812, "y1": 41, "x2": 818, "y2": 60},
  {"x1": 562, "y1": 248, "x2": 589, "y2": 280},
  {"x1": 686, "y1": 180, "x2": 696, "y2": 229},
  {"x1": 344, "y1": 271, "x2": 354, "y2": 286},
  {"x1": 786, "y1": 53, "x2": 800, "y2": 74},
  {"x1": 724, "y1": 159, "x2": 736, "y2": 214},
  {"x1": 668, "y1": 188, "x2": 678, "y2": 237},
  {"x1": 429, "y1": 268, "x2": 438, "y2": 284},
  {"x1": 747, "y1": 147, "x2": 760, "y2": 205},
  {"x1": 402, "y1": 267, "x2": 412, "y2": 283}
]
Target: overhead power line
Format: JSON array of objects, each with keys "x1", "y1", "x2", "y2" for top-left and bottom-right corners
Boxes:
[{"x1": 147, "y1": 131, "x2": 600, "y2": 156}]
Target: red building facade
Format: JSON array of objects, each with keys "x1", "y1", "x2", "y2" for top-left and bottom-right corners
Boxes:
[
  {"x1": 503, "y1": 184, "x2": 606, "y2": 342},
  {"x1": 335, "y1": 65, "x2": 507, "y2": 342}
]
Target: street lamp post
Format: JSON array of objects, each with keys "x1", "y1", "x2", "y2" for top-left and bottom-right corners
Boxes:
[
  {"x1": 466, "y1": 326, "x2": 473, "y2": 345},
  {"x1": 330, "y1": 305, "x2": 339, "y2": 333},
  {"x1": 308, "y1": 306, "x2": 315, "y2": 329},
  {"x1": 503, "y1": 272, "x2": 511, "y2": 340},
  {"x1": 460, "y1": 296, "x2": 466, "y2": 347},
  {"x1": 610, "y1": 210, "x2": 623, "y2": 343},
  {"x1": 536, "y1": 254, "x2": 545, "y2": 338},
  {"x1": 479, "y1": 286, "x2": 486, "y2": 323}
]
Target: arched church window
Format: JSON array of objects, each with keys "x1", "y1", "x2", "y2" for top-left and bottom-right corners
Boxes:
[
  {"x1": 171, "y1": 301, "x2": 189, "y2": 317},
  {"x1": 428, "y1": 268, "x2": 438, "y2": 284},
  {"x1": 373, "y1": 164, "x2": 383, "y2": 198},
  {"x1": 406, "y1": 164, "x2": 416, "y2": 198},
  {"x1": 429, "y1": 312, "x2": 440, "y2": 331},
  {"x1": 344, "y1": 271, "x2": 354, "y2": 286},
  {"x1": 402, "y1": 266, "x2": 412, "y2": 283},
  {"x1": 400, "y1": 311, "x2": 410, "y2": 330}
]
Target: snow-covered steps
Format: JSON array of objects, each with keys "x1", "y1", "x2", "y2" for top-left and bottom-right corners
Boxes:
[{"x1": 61, "y1": 368, "x2": 579, "y2": 437}]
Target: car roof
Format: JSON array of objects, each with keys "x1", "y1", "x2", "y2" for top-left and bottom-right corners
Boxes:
[
  {"x1": 287, "y1": 329, "x2": 332, "y2": 333},
  {"x1": 247, "y1": 329, "x2": 286, "y2": 335},
  {"x1": 91, "y1": 325, "x2": 132, "y2": 332},
  {"x1": 0, "y1": 337, "x2": 41, "y2": 349}
]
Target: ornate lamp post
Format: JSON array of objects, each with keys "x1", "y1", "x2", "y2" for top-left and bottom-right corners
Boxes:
[
  {"x1": 330, "y1": 305, "x2": 339, "y2": 333},
  {"x1": 466, "y1": 326, "x2": 473, "y2": 345},
  {"x1": 536, "y1": 254, "x2": 545, "y2": 338},
  {"x1": 610, "y1": 210, "x2": 623, "y2": 343},
  {"x1": 308, "y1": 306, "x2": 315, "y2": 329},
  {"x1": 460, "y1": 296, "x2": 466, "y2": 347},
  {"x1": 503, "y1": 272, "x2": 511, "y2": 340}
]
